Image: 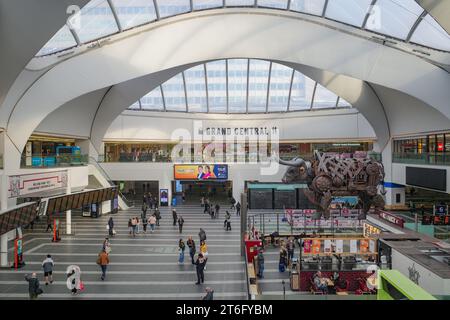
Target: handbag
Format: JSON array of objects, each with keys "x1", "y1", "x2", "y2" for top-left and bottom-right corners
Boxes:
[{"x1": 106, "y1": 225, "x2": 109, "y2": 230}]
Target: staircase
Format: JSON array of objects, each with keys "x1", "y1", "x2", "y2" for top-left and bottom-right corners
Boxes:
[{"x1": 88, "y1": 157, "x2": 133, "y2": 210}]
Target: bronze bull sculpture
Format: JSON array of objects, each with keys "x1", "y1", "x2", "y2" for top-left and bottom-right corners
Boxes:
[{"x1": 279, "y1": 151, "x2": 386, "y2": 219}]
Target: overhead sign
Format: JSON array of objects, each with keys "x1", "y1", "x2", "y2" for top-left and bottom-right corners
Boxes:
[
  {"x1": 363, "y1": 223, "x2": 382, "y2": 238},
  {"x1": 8, "y1": 171, "x2": 68, "y2": 198},
  {"x1": 378, "y1": 210, "x2": 404, "y2": 228},
  {"x1": 174, "y1": 164, "x2": 228, "y2": 180}
]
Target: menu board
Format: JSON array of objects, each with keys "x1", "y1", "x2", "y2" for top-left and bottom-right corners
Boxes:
[
  {"x1": 303, "y1": 239, "x2": 312, "y2": 254},
  {"x1": 312, "y1": 239, "x2": 321, "y2": 254},
  {"x1": 350, "y1": 240, "x2": 358, "y2": 253},
  {"x1": 335, "y1": 239, "x2": 344, "y2": 253}
]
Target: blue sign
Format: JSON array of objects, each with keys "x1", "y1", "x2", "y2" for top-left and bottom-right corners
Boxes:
[{"x1": 213, "y1": 164, "x2": 228, "y2": 180}]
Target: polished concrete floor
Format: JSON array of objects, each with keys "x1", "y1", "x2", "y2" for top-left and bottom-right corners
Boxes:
[{"x1": 0, "y1": 204, "x2": 250, "y2": 300}]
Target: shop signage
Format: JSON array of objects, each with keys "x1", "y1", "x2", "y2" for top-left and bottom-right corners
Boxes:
[
  {"x1": 363, "y1": 223, "x2": 382, "y2": 238},
  {"x1": 8, "y1": 170, "x2": 68, "y2": 198},
  {"x1": 199, "y1": 126, "x2": 279, "y2": 137},
  {"x1": 378, "y1": 210, "x2": 404, "y2": 228}
]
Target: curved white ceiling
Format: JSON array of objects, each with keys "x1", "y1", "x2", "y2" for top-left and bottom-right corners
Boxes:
[
  {"x1": 2, "y1": 9, "x2": 450, "y2": 170},
  {"x1": 36, "y1": 0, "x2": 450, "y2": 56}
]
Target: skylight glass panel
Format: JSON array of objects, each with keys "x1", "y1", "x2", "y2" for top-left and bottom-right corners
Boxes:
[
  {"x1": 247, "y1": 59, "x2": 270, "y2": 113},
  {"x1": 206, "y1": 60, "x2": 227, "y2": 113},
  {"x1": 410, "y1": 14, "x2": 450, "y2": 51},
  {"x1": 227, "y1": 59, "x2": 248, "y2": 113},
  {"x1": 128, "y1": 100, "x2": 141, "y2": 110},
  {"x1": 161, "y1": 73, "x2": 187, "y2": 111},
  {"x1": 312, "y1": 83, "x2": 338, "y2": 109},
  {"x1": 289, "y1": 0, "x2": 325, "y2": 16},
  {"x1": 156, "y1": 0, "x2": 191, "y2": 18},
  {"x1": 36, "y1": 25, "x2": 77, "y2": 56},
  {"x1": 267, "y1": 63, "x2": 291, "y2": 112},
  {"x1": 325, "y1": 0, "x2": 372, "y2": 27},
  {"x1": 289, "y1": 72, "x2": 315, "y2": 111},
  {"x1": 226, "y1": 0, "x2": 254, "y2": 6},
  {"x1": 184, "y1": 65, "x2": 208, "y2": 113},
  {"x1": 337, "y1": 97, "x2": 352, "y2": 108},
  {"x1": 140, "y1": 86, "x2": 164, "y2": 110},
  {"x1": 258, "y1": 0, "x2": 288, "y2": 10},
  {"x1": 68, "y1": 0, "x2": 119, "y2": 43},
  {"x1": 111, "y1": 0, "x2": 157, "y2": 30},
  {"x1": 194, "y1": 0, "x2": 223, "y2": 10},
  {"x1": 365, "y1": 0, "x2": 423, "y2": 40}
]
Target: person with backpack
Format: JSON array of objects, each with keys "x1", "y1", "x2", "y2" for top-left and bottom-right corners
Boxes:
[
  {"x1": 97, "y1": 249, "x2": 110, "y2": 281},
  {"x1": 178, "y1": 215, "x2": 185, "y2": 233},
  {"x1": 187, "y1": 236, "x2": 196, "y2": 264},
  {"x1": 42, "y1": 254, "x2": 54, "y2": 285},
  {"x1": 148, "y1": 214, "x2": 157, "y2": 233},
  {"x1": 154, "y1": 208, "x2": 161, "y2": 226},
  {"x1": 178, "y1": 239, "x2": 186, "y2": 264},
  {"x1": 25, "y1": 273, "x2": 42, "y2": 300},
  {"x1": 172, "y1": 209, "x2": 178, "y2": 226},
  {"x1": 198, "y1": 228, "x2": 206, "y2": 242},
  {"x1": 194, "y1": 253, "x2": 206, "y2": 285}
]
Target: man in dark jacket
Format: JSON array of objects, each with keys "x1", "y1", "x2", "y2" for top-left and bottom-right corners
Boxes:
[
  {"x1": 236, "y1": 202, "x2": 241, "y2": 216},
  {"x1": 155, "y1": 208, "x2": 161, "y2": 226},
  {"x1": 172, "y1": 209, "x2": 178, "y2": 226},
  {"x1": 256, "y1": 251, "x2": 265, "y2": 278},
  {"x1": 25, "y1": 273, "x2": 41, "y2": 299},
  {"x1": 195, "y1": 253, "x2": 206, "y2": 285},
  {"x1": 187, "y1": 236, "x2": 196, "y2": 264},
  {"x1": 215, "y1": 204, "x2": 220, "y2": 219},
  {"x1": 178, "y1": 215, "x2": 185, "y2": 233},
  {"x1": 198, "y1": 228, "x2": 206, "y2": 242}
]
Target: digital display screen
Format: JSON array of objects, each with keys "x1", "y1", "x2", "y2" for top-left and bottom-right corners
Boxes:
[
  {"x1": 174, "y1": 164, "x2": 228, "y2": 180},
  {"x1": 406, "y1": 167, "x2": 446, "y2": 191},
  {"x1": 160, "y1": 189, "x2": 168, "y2": 206}
]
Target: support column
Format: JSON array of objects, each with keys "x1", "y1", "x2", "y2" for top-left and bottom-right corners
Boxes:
[
  {"x1": 0, "y1": 234, "x2": 7, "y2": 268},
  {"x1": 66, "y1": 171, "x2": 72, "y2": 235}
]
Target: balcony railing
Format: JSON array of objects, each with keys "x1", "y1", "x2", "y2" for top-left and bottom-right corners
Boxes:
[
  {"x1": 393, "y1": 152, "x2": 450, "y2": 166},
  {"x1": 20, "y1": 154, "x2": 89, "y2": 168}
]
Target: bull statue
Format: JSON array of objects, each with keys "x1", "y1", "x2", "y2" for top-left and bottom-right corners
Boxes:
[{"x1": 278, "y1": 151, "x2": 386, "y2": 219}]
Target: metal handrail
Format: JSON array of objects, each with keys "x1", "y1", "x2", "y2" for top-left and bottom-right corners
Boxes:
[{"x1": 20, "y1": 154, "x2": 89, "y2": 168}]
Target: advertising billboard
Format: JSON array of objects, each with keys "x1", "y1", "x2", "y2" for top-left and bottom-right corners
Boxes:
[{"x1": 174, "y1": 164, "x2": 228, "y2": 180}]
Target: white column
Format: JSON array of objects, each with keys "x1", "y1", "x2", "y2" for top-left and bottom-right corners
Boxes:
[
  {"x1": 66, "y1": 170, "x2": 72, "y2": 235},
  {"x1": 0, "y1": 234, "x2": 7, "y2": 268}
]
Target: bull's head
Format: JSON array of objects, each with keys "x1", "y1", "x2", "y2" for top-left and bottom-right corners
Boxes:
[{"x1": 278, "y1": 157, "x2": 311, "y2": 183}]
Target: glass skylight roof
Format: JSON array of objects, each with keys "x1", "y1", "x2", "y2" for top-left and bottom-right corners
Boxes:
[
  {"x1": 36, "y1": 0, "x2": 450, "y2": 57},
  {"x1": 128, "y1": 59, "x2": 352, "y2": 114}
]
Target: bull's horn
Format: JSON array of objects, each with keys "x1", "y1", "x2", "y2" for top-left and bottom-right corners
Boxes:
[{"x1": 278, "y1": 157, "x2": 306, "y2": 167}]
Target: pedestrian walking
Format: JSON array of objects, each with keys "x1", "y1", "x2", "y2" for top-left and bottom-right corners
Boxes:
[
  {"x1": 195, "y1": 253, "x2": 206, "y2": 285},
  {"x1": 215, "y1": 204, "x2": 220, "y2": 219},
  {"x1": 108, "y1": 217, "x2": 114, "y2": 237},
  {"x1": 178, "y1": 239, "x2": 186, "y2": 264},
  {"x1": 103, "y1": 237, "x2": 111, "y2": 254},
  {"x1": 148, "y1": 214, "x2": 157, "y2": 233},
  {"x1": 198, "y1": 228, "x2": 206, "y2": 242},
  {"x1": 200, "y1": 240, "x2": 209, "y2": 270},
  {"x1": 97, "y1": 249, "x2": 110, "y2": 281},
  {"x1": 155, "y1": 208, "x2": 161, "y2": 226},
  {"x1": 286, "y1": 237, "x2": 295, "y2": 266},
  {"x1": 46, "y1": 215, "x2": 53, "y2": 232},
  {"x1": 236, "y1": 202, "x2": 241, "y2": 216},
  {"x1": 182, "y1": 192, "x2": 186, "y2": 203},
  {"x1": 224, "y1": 211, "x2": 231, "y2": 228},
  {"x1": 141, "y1": 202, "x2": 148, "y2": 220},
  {"x1": 187, "y1": 236, "x2": 196, "y2": 264},
  {"x1": 42, "y1": 254, "x2": 54, "y2": 285},
  {"x1": 25, "y1": 272, "x2": 43, "y2": 299},
  {"x1": 178, "y1": 215, "x2": 185, "y2": 233},
  {"x1": 128, "y1": 218, "x2": 132, "y2": 235},
  {"x1": 136, "y1": 217, "x2": 141, "y2": 234},
  {"x1": 279, "y1": 245, "x2": 287, "y2": 272},
  {"x1": 230, "y1": 197, "x2": 236, "y2": 210},
  {"x1": 257, "y1": 250, "x2": 265, "y2": 278},
  {"x1": 202, "y1": 287, "x2": 214, "y2": 300},
  {"x1": 172, "y1": 209, "x2": 178, "y2": 226},
  {"x1": 131, "y1": 217, "x2": 137, "y2": 237},
  {"x1": 142, "y1": 215, "x2": 148, "y2": 233}
]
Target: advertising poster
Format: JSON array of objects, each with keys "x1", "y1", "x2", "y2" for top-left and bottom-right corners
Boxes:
[
  {"x1": 350, "y1": 240, "x2": 358, "y2": 253},
  {"x1": 360, "y1": 239, "x2": 369, "y2": 253},
  {"x1": 324, "y1": 240, "x2": 332, "y2": 253},
  {"x1": 174, "y1": 164, "x2": 228, "y2": 180},
  {"x1": 312, "y1": 239, "x2": 321, "y2": 254},
  {"x1": 160, "y1": 189, "x2": 168, "y2": 207},
  {"x1": 335, "y1": 240, "x2": 344, "y2": 253},
  {"x1": 303, "y1": 239, "x2": 312, "y2": 254},
  {"x1": 369, "y1": 240, "x2": 376, "y2": 253}
]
